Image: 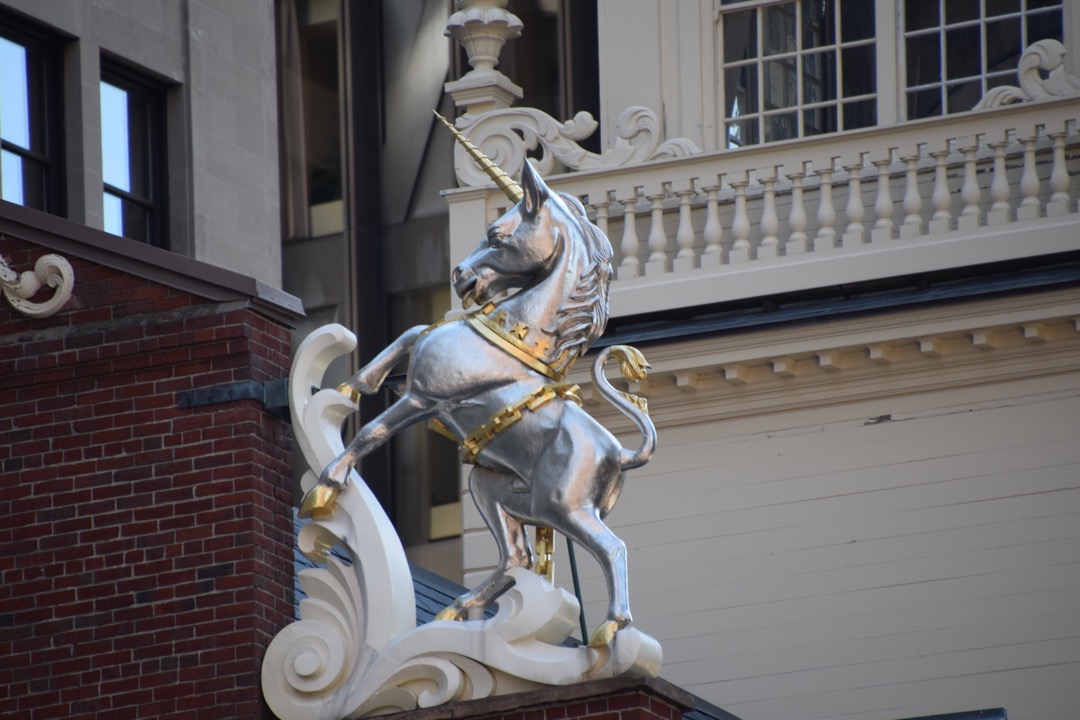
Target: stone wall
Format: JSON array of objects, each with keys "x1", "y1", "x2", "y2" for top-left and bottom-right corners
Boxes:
[{"x1": 0, "y1": 205, "x2": 300, "y2": 719}]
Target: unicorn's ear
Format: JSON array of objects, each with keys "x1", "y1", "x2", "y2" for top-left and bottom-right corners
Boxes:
[{"x1": 520, "y1": 160, "x2": 549, "y2": 219}]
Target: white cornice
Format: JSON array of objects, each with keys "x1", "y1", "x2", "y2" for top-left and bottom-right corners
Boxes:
[{"x1": 573, "y1": 287, "x2": 1080, "y2": 430}]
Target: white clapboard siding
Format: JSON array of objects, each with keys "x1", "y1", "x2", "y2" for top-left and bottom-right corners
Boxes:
[{"x1": 560, "y1": 372, "x2": 1080, "y2": 720}]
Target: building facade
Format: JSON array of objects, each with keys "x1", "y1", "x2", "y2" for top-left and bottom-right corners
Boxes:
[{"x1": 443, "y1": 2, "x2": 1080, "y2": 720}]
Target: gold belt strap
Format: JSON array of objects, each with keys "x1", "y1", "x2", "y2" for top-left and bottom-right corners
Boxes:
[
  {"x1": 461, "y1": 383, "x2": 582, "y2": 464},
  {"x1": 464, "y1": 311, "x2": 565, "y2": 382}
]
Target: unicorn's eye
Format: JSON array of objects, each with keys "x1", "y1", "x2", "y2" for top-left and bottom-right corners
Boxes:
[{"x1": 487, "y1": 232, "x2": 505, "y2": 248}]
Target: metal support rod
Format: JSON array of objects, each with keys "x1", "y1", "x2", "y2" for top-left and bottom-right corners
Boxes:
[{"x1": 566, "y1": 537, "x2": 588, "y2": 642}]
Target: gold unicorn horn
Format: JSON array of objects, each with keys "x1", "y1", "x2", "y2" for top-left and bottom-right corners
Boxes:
[{"x1": 434, "y1": 110, "x2": 523, "y2": 203}]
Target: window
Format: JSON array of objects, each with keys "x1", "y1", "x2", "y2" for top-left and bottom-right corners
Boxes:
[
  {"x1": 904, "y1": 0, "x2": 1064, "y2": 117},
  {"x1": 100, "y1": 64, "x2": 167, "y2": 247},
  {"x1": 719, "y1": 0, "x2": 877, "y2": 148},
  {"x1": 0, "y1": 14, "x2": 63, "y2": 213},
  {"x1": 715, "y1": 0, "x2": 1066, "y2": 145}
]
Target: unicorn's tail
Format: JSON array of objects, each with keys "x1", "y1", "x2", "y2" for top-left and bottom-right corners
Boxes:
[{"x1": 591, "y1": 345, "x2": 657, "y2": 471}]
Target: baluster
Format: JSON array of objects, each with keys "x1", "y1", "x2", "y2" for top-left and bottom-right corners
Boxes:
[
  {"x1": 841, "y1": 153, "x2": 866, "y2": 248},
  {"x1": 1047, "y1": 128, "x2": 1071, "y2": 216},
  {"x1": 899, "y1": 145, "x2": 922, "y2": 238},
  {"x1": 757, "y1": 167, "x2": 779, "y2": 259},
  {"x1": 957, "y1": 136, "x2": 981, "y2": 231},
  {"x1": 618, "y1": 188, "x2": 641, "y2": 279},
  {"x1": 645, "y1": 185, "x2": 669, "y2": 276},
  {"x1": 928, "y1": 141, "x2": 953, "y2": 234},
  {"x1": 701, "y1": 181, "x2": 723, "y2": 268},
  {"x1": 813, "y1": 159, "x2": 836, "y2": 252},
  {"x1": 730, "y1": 172, "x2": 752, "y2": 263},
  {"x1": 987, "y1": 135, "x2": 1011, "y2": 226},
  {"x1": 786, "y1": 162, "x2": 808, "y2": 255},
  {"x1": 674, "y1": 180, "x2": 697, "y2": 272},
  {"x1": 869, "y1": 148, "x2": 894, "y2": 243},
  {"x1": 591, "y1": 191, "x2": 611, "y2": 236},
  {"x1": 1017, "y1": 125, "x2": 1041, "y2": 221}
]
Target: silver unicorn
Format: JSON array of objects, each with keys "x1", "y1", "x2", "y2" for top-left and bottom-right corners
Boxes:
[{"x1": 302, "y1": 157, "x2": 656, "y2": 648}]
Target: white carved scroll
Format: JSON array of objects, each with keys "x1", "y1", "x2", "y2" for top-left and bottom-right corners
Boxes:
[
  {"x1": 1, "y1": 252, "x2": 75, "y2": 319},
  {"x1": 263, "y1": 325, "x2": 662, "y2": 720},
  {"x1": 975, "y1": 40, "x2": 1080, "y2": 109},
  {"x1": 452, "y1": 106, "x2": 702, "y2": 189}
]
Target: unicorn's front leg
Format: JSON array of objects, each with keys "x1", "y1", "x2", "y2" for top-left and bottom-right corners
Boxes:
[
  {"x1": 300, "y1": 392, "x2": 435, "y2": 518},
  {"x1": 337, "y1": 324, "x2": 427, "y2": 400}
]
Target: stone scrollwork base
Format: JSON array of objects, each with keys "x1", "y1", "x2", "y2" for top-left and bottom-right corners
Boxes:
[
  {"x1": 262, "y1": 325, "x2": 662, "y2": 720},
  {"x1": 1, "y1": 252, "x2": 75, "y2": 319},
  {"x1": 452, "y1": 106, "x2": 702, "y2": 190}
]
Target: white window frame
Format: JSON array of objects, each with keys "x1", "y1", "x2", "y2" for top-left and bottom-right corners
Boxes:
[{"x1": 707, "y1": 0, "x2": 1075, "y2": 148}]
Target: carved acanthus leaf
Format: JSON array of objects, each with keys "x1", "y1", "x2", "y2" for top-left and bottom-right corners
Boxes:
[
  {"x1": 975, "y1": 40, "x2": 1080, "y2": 109},
  {"x1": 453, "y1": 106, "x2": 702, "y2": 189},
  {"x1": 1, "y1": 251, "x2": 75, "y2": 319}
]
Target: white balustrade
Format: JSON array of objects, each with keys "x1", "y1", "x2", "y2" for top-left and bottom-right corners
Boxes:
[{"x1": 447, "y1": 97, "x2": 1080, "y2": 317}]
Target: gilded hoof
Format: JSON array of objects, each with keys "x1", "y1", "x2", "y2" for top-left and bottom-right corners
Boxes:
[
  {"x1": 434, "y1": 606, "x2": 464, "y2": 622},
  {"x1": 588, "y1": 619, "x2": 622, "y2": 648},
  {"x1": 336, "y1": 383, "x2": 362, "y2": 405},
  {"x1": 299, "y1": 483, "x2": 340, "y2": 519}
]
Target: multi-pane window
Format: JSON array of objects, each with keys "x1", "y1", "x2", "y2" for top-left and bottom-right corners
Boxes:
[
  {"x1": 905, "y1": 0, "x2": 1064, "y2": 117},
  {"x1": 719, "y1": 0, "x2": 877, "y2": 148},
  {"x1": 100, "y1": 66, "x2": 166, "y2": 247},
  {"x1": 0, "y1": 18, "x2": 63, "y2": 213}
]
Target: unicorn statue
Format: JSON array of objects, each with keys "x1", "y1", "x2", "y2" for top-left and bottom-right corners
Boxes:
[{"x1": 262, "y1": 114, "x2": 660, "y2": 720}]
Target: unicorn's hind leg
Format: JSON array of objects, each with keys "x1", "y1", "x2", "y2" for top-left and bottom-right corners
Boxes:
[
  {"x1": 301, "y1": 392, "x2": 434, "y2": 517},
  {"x1": 436, "y1": 465, "x2": 532, "y2": 621}
]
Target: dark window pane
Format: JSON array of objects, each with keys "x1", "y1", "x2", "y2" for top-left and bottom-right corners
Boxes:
[
  {"x1": 985, "y1": 18, "x2": 1021, "y2": 74},
  {"x1": 763, "y1": 58, "x2": 797, "y2": 109},
  {"x1": 908, "y1": 87, "x2": 943, "y2": 118},
  {"x1": 945, "y1": 80, "x2": 981, "y2": 112},
  {"x1": 1026, "y1": 8, "x2": 1063, "y2": 44},
  {"x1": 763, "y1": 2, "x2": 796, "y2": 56},
  {"x1": 726, "y1": 119, "x2": 758, "y2": 148},
  {"x1": 906, "y1": 0, "x2": 940, "y2": 31},
  {"x1": 724, "y1": 10, "x2": 758, "y2": 63},
  {"x1": 804, "y1": 51, "x2": 837, "y2": 103},
  {"x1": 803, "y1": 105, "x2": 837, "y2": 136},
  {"x1": 906, "y1": 33, "x2": 941, "y2": 87},
  {"x1": 2, "y1": 149, "x2": 45, "y2": 207},
  {"x1": 802, "y1": 0, "x2": 835, "y2": 49},
  {"x1": 842, "y1": 45, "x2": 876, "y2": 96},
  {"x1": 987, "y1": 71, "x2": 1018, "y2": 89},
  {"x1": 0, "y1": 37, "x2": 31, "y2": 148},
  {"x1": 840, "y1": 0, "x2": 875, "y2": 41},
  {"x1": 725, "y1": 65, "x2": 759, "y2": 116},
  {"x1": 946, "y1": 0, "x2": 979, "y2": 23},
  {"x1": 1026, "y1": 0, "x2": 1061, "y2": 9},
  {"x1": 764, "y1": 112, "x2": 797, "y2": 142},
  {"x1": 987, "y1": 0, "x2": 1019, "y2": 15},
  {"x1": 946, "y1": 25, "x2": 981, "y2": 79},
  {"x1": 104, "y1": 192, "x2": 151, "y2": 243},
  {"x1": 843, "y1": 99, "x2": 876, "y2": 129}
]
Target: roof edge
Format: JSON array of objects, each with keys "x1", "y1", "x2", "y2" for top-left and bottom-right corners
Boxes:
[{"x1": 1, "y1": 201, "x2": 304, "y2": 326}]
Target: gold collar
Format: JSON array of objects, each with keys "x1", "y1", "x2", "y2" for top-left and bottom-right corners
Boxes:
[{"x1": 463, "y1": 303, "x2": 564, "y2": 382}]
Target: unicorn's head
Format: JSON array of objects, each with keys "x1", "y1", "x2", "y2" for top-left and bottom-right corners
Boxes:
[
  {"x1": 452, "y1": 160, "x2": 613, "y2": 368},
  {"x1": 453, "y1": 161, "x2": 566, "y2": 309}
]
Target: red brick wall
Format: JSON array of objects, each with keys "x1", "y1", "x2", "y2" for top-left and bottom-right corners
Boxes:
[{"x1": 0, "y1": 236, "x2": 296, "y2": 719}]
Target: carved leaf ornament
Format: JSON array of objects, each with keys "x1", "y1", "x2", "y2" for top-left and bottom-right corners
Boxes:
[
  {"x1": 1, "y1": 252, "x2": 75, "y2": 319},
  {"x1": 452, "y1": 106, "x2": 702, "y2": 189},
  {"x1": 262, "y1": 325, "x2": 661, "y2": 720},
  {"x1": 975, "y1": 40, "x2": 1080, "y2": 109}
]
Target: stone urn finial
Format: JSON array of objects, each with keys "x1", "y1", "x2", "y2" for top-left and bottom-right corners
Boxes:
[{"x1": 444, "y1": 0, "x2": 524, "y2": 114}]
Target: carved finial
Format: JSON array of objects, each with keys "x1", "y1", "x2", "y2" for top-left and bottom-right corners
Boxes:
[{"x1": 434, "y1": 110, "x2": 523, "y2": 203}]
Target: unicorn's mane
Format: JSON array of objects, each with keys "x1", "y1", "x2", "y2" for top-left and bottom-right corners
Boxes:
[{"x1": 546, "y1": 191, "x2": 613, "y2": 371}]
